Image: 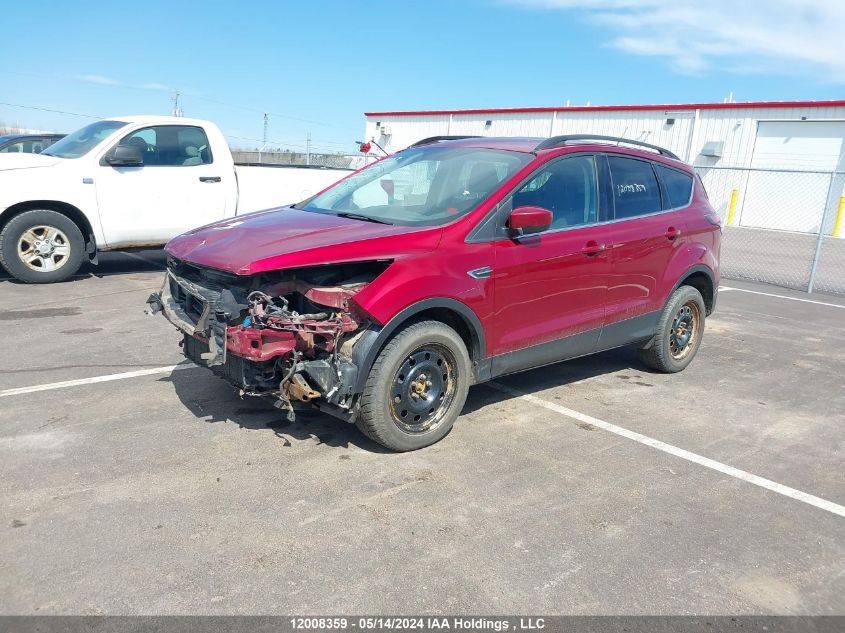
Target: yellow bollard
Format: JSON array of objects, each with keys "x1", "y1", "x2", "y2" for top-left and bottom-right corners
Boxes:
[
  {"x1": 834, "y1": 196, "x2": 845, "y2": 237},
  {"x1": 726, "y1": 189, "x2": 738, "y2": 226}
]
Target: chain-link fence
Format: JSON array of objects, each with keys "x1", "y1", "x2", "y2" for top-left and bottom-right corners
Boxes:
[
  {"x1": 231, "y1": 150, "x2": 366, "y2": 170},
  {"x1": 694, "y1": 166, "x2": 845, "y2": 295}
]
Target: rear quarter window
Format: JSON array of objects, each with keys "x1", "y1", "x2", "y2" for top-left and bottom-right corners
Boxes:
[{"x1": 656, "y1": 164, "x2": 694, "y2": 208}]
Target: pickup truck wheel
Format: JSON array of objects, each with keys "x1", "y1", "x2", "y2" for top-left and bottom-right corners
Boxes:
[
  {"x1": 0, "y1": 210, "x2": 85, "y2": 283},
  {"x1": 356, "y1": 320, "x2": 471, "y2": 452},
  {"x1": 638, "y1": 285, "x2": 706, "y2": 373}
]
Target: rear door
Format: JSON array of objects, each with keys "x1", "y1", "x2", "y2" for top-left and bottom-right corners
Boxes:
[
  {"x1": 600, "y1": 154, "x2": 689, "y2": 341},
  {"x1": 95, "y1": 124, "x2": 229, "y2": 247},
  {"x1": 491, "y1": 154, "x2": 610, "y2": 374}
]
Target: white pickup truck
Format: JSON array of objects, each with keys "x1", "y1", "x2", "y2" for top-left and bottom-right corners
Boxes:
[{"x1": 0, "y1": 115, "x2": 350, "y2": 283}]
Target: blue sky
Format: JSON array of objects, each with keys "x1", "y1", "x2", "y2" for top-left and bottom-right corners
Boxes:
[{"x1": 1, "y1": 0, "x2": 842, "y2": 153}]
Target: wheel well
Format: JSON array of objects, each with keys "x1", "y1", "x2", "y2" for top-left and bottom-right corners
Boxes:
[
  {"x1": 351, "y1": 301, "x2": 487, "y2": 395},
  {"x1": 679, "y1": 271, "x2": 714, "y2": 314},
  {"x1": 0, "y1": 201, "x2": 95, "y2": 255},
  {"x1": 407, "y1": 307, "x2": 481, "y2": 362}
]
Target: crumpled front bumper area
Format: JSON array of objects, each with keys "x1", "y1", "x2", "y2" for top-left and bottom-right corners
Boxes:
[{"x1": 147, "y1": 263, "x2": 376, "y2": 420}]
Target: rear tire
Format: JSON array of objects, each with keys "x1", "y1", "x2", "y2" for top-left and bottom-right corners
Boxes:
[
  {"x1": 356, "y1": 320, "x2": 471, "y2": 451},
  {"x1": 0, "y1": 209, "x2": 85, "y2": 283},
  {"x1": 639, "y1": 285, "x2": 706, "y2": 373}
]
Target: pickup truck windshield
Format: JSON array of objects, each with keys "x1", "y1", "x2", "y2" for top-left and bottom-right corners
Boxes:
[
  {"x1": 42, "y1": 120, "x2": 128, "y2": 159},
  {"x1": 300, "y1": 145, "x2": 531, "y2": 226}
]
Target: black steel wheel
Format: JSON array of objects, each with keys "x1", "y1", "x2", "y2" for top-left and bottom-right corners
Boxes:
[
  {"x1": 357, "y1": 320, "x2": 471, "y2": 451},
  {"x1": 389, "y1": 344, "x2": 458, "y2": 434},
  {"x1": 668, "y1": 301, "x2": 701, "y2": 360},
  {"x1": 639, "y1": 285, "x2": 706, "y2": 373}
]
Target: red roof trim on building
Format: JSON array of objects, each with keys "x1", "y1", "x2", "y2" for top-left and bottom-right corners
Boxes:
[{"x1": 364, "y1": 100, "x2": 845, "y2": 117}]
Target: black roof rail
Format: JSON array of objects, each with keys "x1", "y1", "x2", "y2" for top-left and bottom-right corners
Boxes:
[
  {"x1": 535, "y1": 134, "x2": 680, "y2": 160},
  {"x1": 410, "y1": 135, "x2": 482, "y2": 147}
]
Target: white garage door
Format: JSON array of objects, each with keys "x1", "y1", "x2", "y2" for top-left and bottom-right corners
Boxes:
[
  {"x1": 751, "y1": 121, "x2": 845, "y2": 170},
  {"x1": 740, "y1": 121, "x2": 845, "y2": 232}
]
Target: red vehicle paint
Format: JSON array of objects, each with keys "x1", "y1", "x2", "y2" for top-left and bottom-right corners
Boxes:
[{"x1": 151, "y1": 135, "x2": 720, "y2": 451}]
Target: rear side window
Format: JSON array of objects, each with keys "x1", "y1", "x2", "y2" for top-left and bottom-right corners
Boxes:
[
  {"x1": 656, "y1": 164, "x2": 693, "y2": 208},
  {"x1": 0, "y1": 139, "x2": 45, "y2": 153},
  {"x1": 608, "y1": 156, "x2": 661, "y2": 219}
]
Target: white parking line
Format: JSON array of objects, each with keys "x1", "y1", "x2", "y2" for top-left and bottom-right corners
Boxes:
[
  {"x1": 489, "y1": 382, "x2": 845, "y2": 519},
  {"x1": 0, "y1": 364, "x2": 197, "y2": 398},
  {"x1": 5, "y1": 361, "x2": 843, "y2": 518},
  {"x1": 720, "y1": 286, "x2": 845, "y2": 309}
]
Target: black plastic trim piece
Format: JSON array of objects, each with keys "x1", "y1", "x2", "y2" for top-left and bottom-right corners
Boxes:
[
  {"x1": 536, "y1": 134, "x2": 680, "y2": 159},
  {"x1": 673, "y1": 264, "x2": 717, "y2": 315},
  {"x1": 351, "y1": 298, "x2": 487, "y2": 393},
  {"x1": 465, "y1": 198, "x2": 510, "y2": 243},
  {"x1": 595, "y1": 310, "x2": 661, "y2": 350},
  {"x1": 491, "y1": 328, "x2": 600, "y2": 377},
  {"x1": 488, "y1": 310, "x2": 661, "y2": 379}
]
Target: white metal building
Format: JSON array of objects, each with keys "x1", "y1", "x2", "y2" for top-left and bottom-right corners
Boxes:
[
  {"x1": 364, "y1": 101, "x2": 845, "y2": 235},
  {"x1": 364, "y1": 100, "x2": 845, "y2": 169}
]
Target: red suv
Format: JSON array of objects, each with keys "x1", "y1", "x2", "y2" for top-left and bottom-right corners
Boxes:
[{"x1": 149, "y1": 135, "x2": 721, "y2": 451}]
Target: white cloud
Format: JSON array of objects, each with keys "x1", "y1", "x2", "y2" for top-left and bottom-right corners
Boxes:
[
  {"x1": 76, "y1": 75, "x2": 176, "y2": 93},
  {"x1": 507, "y1": 0, "x2": 845, "y2": 81},
  {"x1": 139, "y1": 83, "x2": 171, "y2": 92},
  {"x1": 76, "y1": 74, "x2": 122, "y2": 86}
]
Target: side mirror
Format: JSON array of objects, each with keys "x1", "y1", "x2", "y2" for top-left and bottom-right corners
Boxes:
[
  {"x1": 105, "y1": 145, "x2": 144, "y2": 167},
  {"x1": 508, "y1": 205, "x2": 552, "y2": 236}
]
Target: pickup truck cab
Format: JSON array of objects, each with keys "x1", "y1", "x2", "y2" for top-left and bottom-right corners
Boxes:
[
  {"x1": 149, "y1": 134, "x2": 721, "y2": 452},
  {"x1": 0, "y1": 116, "x2": 348, "y2": 283},
  {"x1": 0, "y1": 133, "x2": 65, "y2": 154}
]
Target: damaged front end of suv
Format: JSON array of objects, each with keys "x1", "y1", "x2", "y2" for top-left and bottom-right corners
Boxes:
[{"x1": 147, "y1": 257, "x2": 388, "y2": 422}]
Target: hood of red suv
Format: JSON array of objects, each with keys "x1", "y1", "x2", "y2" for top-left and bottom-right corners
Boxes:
[{"x1": 165, "y1": 206, "x2": 442, "y2": 275}]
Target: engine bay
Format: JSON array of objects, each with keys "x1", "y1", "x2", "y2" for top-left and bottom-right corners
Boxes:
[{"x1": 147, "y1": 258, "x2": 390, "y2": 421}]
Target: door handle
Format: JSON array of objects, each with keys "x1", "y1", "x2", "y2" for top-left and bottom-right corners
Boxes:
[
  {"x1": 665, "y1": 226, "x2": 681, "y2": 240},
  {"x1": 581, "y1": 240, "x2": 606, "y2": 256},
  {"x1": 199, "y1": 176, "x2": 221, "y2": 183}
]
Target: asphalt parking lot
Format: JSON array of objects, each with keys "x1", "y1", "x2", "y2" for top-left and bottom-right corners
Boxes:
[{"x1": 1, "y1": 251, "x2": 843, "y2": 615}]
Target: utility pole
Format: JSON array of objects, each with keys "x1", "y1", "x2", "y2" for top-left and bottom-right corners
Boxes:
[
  {"x1": 263, "y1": 113, "x2": 268, "y2": 147},
  {"x1": 260, "y1": 113, "x2": 268, "y2": 163},
  {"x1": 171, "y1": 90, "x2": 183, "y2": 117},
  {"x1": 306, "y1": 131, "x2": 311, "y2": 165}
]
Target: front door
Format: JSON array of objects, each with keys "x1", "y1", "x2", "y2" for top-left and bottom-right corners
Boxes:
[
  {"x1": 491, "y1": 154, "x2": 610, "y2": 375},
  {"x1": 95, "y1": 124, "x2": 228, "y2": 248}
]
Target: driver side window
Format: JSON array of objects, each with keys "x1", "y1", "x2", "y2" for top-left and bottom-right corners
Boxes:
[
  {"x1": 512, "y1": 155, "x2": 598, "y2": 230},
  {"x1": 115, "y1": 125, "x2": 213, "y2": 166}
]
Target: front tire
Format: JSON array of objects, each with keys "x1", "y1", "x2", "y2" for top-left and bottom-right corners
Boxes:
[
  {"x1": 639, "y1": 285, "x2": 706, "y2": 373},
  {"x1": 0, "y1": 209, "x2": 85, "y2": 283},
  {"x1": 356, "y1": 320, "x2": 472, "y2": 451}
]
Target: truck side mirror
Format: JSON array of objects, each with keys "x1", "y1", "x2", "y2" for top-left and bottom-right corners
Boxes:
[
  {"x1": 105, "y1": 145, "x2": 144, "y2": 167},
  {"x1": 508, "y1": 205, "x2": 552, "y2": 237}
]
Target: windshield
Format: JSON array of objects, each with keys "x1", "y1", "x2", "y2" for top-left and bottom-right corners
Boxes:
[
  {"x1": 300, "y1": 145, "x2": 532, "y2": 226},
  {"x1": 42, "y1": 120, "x2": 128, "y2": 159}
]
